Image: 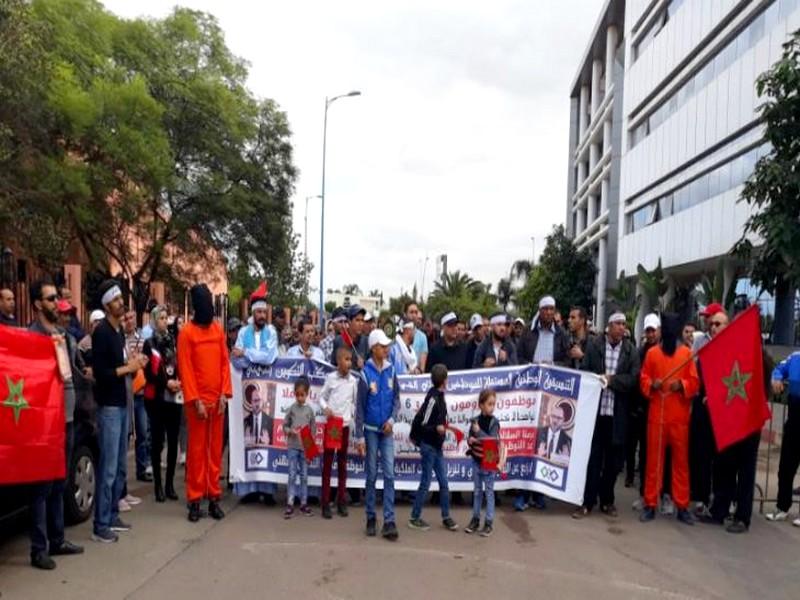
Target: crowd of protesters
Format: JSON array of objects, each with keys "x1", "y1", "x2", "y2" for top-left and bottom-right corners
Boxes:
[{"x1": 1, "y1": 280, "x2": 799, "y2": 569}]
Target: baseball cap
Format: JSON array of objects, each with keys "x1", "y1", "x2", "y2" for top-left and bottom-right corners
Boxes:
[
  {"x1": 700, "y1": 302, "x2": 724, "y2": 317},
  {"x1": 364, "y1": 311, "x2": 374, "y2": 322},
  {"x1": 56, "y1": 299, "x2": 76, "y2": 314},
  {"x1": 347, "y1": 304, "x2": 366, "y2": 320},
  {"x1": 368, "y1": 329, "x2": 392, "y2": 349},
  {"x1": 514, "y1": 317, "x2": 525, "y2": 326},
  {"x1": 469, "y1": 313, "x2": 483, "y2": 331},
  {"x1": 89, "y1": 309, "x2": 105, "y2": 324},
  {"x1": 331, "y1": 307, "x2": 347, "y2": 322},
  {"x1": 440, "y1": 311, "x2": 458, "y2": 327},
  {"x1": 643, "y1": 313, "x2": 661, "y2": 331},
  {"x1": 227, "y1": 317, "x2": 242, "y2": 332}
]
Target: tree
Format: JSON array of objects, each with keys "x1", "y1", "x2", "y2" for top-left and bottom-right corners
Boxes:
[
  {"x1": 496, "y1": 277, "x2": 513, "y2": 311},
  {"x1": 735, "y1": 30, "x2": 800, "y2": 344},
  {"x1": 514, "y1": 225, "x2": 596, "y2": 319},
  {"x1": 425, "y1": 270, "x2": 497, "y2": 322},
  {"x1": 342, "y1": 283, "x2": 362, "y2": 296},
  {"x1": 510, "y1": 259, "x2": 534, "y2": 284}
]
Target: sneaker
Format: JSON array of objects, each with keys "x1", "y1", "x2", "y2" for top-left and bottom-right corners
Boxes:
[
  {"x1": 300, "y1": 505, "x2": 313, "y2": 516},
  {"x1": 676, "y1": 509, "x2": 695, "y2": 526},
  {"x1": 284, "y1": 506, "x2": 294, "y2": 519},
  {"x1": 337, "y1": 502, "x2": 349, "y2": 517},
  {"x1": 50, "y1": 541, "x2": 84, "y2": 556},
  {"x1": 639, "y1": 507, "x2": 656, "y2": 522},
  {"x1": 660, "y1": 494, "x2": 675, "y2": 516},
  {"x1": 572, "y1": 506, "x2": 590, "y2": 519},
  {"x1": 479, "y1": 521, "x2": 493, "y2": 537},
  {"x1": 793, "y1": 518, "x2": 800, "y2": 528},
  {"x1": 442, "y1": 517, "x2": 459, "y2": 531},
  {"x1": 179, "y1": 451, "x2": 187, "y2": 466},
  {"x1": 145, "y1": 465, "x2": 153, "y2": 476},
  {"x1": 322, "y1": 504, "x2": 333, "y2": 519},
  {"x1": 110, "y1": 517, "x2": 132, "y2": 532},
  {"x1": 765, "y1": 510, "x2": 790, "y2": 522},
  {"x1": 382, "y1": 521, "x2": 399, "y2": 541},
  {"x1": 91, "y1": 529, "x2": 119, "y2": 544},
  {"x1": 726, "y1": 520, "x2": 748, "y2": 534},
  {"x1": 697, "y1": 512, "x2": 724, "y2": 526},
  {"x1": 529, "y1": 494, "x2": 547, "y2": 510},
  {"x1": 30, "y1": 552, "x2": 56, "y2": 570},
  {"x1": 464, "y1": 517, "x2": 481, "y2": 534},
  {"x1": 408, "y1": 518, "x2": 431, "y2": 531},
  {"x1": 631, "y1": 497, "x2": 644, "y2": 511},
  {"x1": 124, "y1": 494, "x2": 142, "y2": 506},
  {"x1": 366, "y1": 517, "x2": 377, "y2": 537},
  {"x1": 513, "y1": 495, "x2": 528, "y2": 512},
  {"x1": 600, "y1": 504, "x2": 618, "y2": 518},
  {"x1": 118, "y1": 499, "x2": 132, "y2": 513}
]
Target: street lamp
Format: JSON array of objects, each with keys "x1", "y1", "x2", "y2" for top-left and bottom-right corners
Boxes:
[
  {"x1": 319, "y1": 90, "x2": 361, "y2": 325},
  {"x1": 304, "y1": 195, "x2": 321, "y2": 305}
]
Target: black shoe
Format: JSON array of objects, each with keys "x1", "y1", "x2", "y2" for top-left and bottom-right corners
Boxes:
[
  {"x1": 49, "y1": 541, "x2": 84, "y2": 556},
  {"x1": 137, "y1": 472, "x2": 154, "y2": 483},
  {"x1": 639, "y1": 507, "x2": 656, "y2": 522},
  {"x1": 31, "y1": 552, "x2": 56, "y2": 570},
  {"x1": 322, "y1": 504, "x2": 333, "y2": 519},
  {"x1": 479, "y1": 521, "x2": 493, "y2": 537},
  {"x1": 442, "y1": 517, "x2": 459, "y2": 531},
  {"x1": 464, "y1": 517, "x2": 481, "y2": 534},
  {"x1": 263, "y1": 494, "x2": 277, "y2": 506},
  {"x1": 188, "y1": 502, "x2": 202, "y2": 523},
  {"x1": 726, "y1": 520, "x2": 748, "y2": 534},
  {"x1": 337, "y1": 502, "x2": 349, "y2": 517},
  {"x1": 572, "y1": 506, "x2": 590, "y2": 519},
  {"x1": 208, "y1": 501, "x2": 225, "y2": 520},
  {"x1": 677, "y1": 509, "x2": 695, "y2": 526},
  {"x1": 382, "y1": 521, "x2": 399, "y2": 541},
  {"x1": 600, "y1": 504, "x2": 619, "y2": 518},
  {"x1": 110, "y1": 517, "x2": 132, "y2": 532},
  {"x1": 165, "y1": 482, "x2": 178, "y2": 501},
  {"x1": 366, "y1": 517, "x2": 377, "y2": 537},
  {"x1": 698, "y1": 513, "x2": 724, "y2": 526},
  {"x1": 154, "y1": 482, "x2": 166, "y2": 503}
]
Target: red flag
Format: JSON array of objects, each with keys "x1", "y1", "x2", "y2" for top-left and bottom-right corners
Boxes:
[
  {"x1": 480, "y1": 438, "x2": 499, "y2": 471},
  {"x1": 324, "y1": 416, "x2": 344, "y2": 450},
  {"x1": 0, "y1": 326, "x2": 65, "y2": 484},
  {"x1": 250, "y1": 281, "x2": 268, "y2": 302},
  {"x1": 300, "y1": 425, "x2": 320, "y2": 461},
  {"x1": 340, "y1": 327, "x2": 355, "y2": 349},
  {"x1": 698, "y1": 305, "x2": 771, "y2": 451},
  {"x1": 446, "y1": 424, "x2": 464, "y2": 444}
]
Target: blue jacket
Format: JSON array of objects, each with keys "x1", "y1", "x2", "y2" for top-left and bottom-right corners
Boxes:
[
  {"x1": 772, "y1": 351, "x2": 800, "y2": 400},
  {"x1": 355, "y1": 358, "x2": 400, "y2": 440}
]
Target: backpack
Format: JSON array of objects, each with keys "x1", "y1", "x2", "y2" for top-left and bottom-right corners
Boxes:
[{"x1": 409, "y1": 396, "x2": 432, "y2": 446}]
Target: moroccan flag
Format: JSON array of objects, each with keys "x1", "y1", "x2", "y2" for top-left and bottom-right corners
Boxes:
[
  {"x1": 481, "y1": 438, "x2": 499, "y2": 471},
  {"x1": 300, "y1": 425, "x2": 320, "y2": 461},
  {"x1": 446, "y1": 424, "x2": 464, "y2": 445},
  {"x1": 0, "y1": 326, "x2": 65, "y2": 484},
  {"x1": 324, "y1": 416, "x2": 344, "y2": 450},
  {"x1": 698, "y1": 305, "x2": 771, "y2": 451}
]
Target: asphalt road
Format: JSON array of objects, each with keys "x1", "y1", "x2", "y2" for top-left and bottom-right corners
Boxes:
[{"x1": 1, "y1": 477, "x2": 799, "y2": 600}]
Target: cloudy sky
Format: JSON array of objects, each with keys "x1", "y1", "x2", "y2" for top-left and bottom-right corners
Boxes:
[{"x1": 104, "y1": 0, "x2": 601, "y2": 300}]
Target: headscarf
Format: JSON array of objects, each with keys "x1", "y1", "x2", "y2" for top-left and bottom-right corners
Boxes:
[
  {"x1": 660, "y1": 312, "x2": 680, "y2": 357},
  {"x1": 190, "y1": 284, "x2": 214, "y2": 326},
  {"x1": 150, "y1": 304, "x2": 176, "y2": 364}
]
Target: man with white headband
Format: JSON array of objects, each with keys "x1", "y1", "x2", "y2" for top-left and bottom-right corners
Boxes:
[
  {"x1": 231, "y1": 284, "x2": 279, "y2": 505},
  {"x1": 92, "y1": 279, "x2": 148, "y2": 544},
  {"x1": 390, "y1": 317, "x2": 419, "y2": 374},
  {"x1": 518, "y1": 295, "x2": 570, "y2": 366},
  {"x1": 428, "y1": 312, "x2": 469, "y2": 371},
  {"x1": 572, "y1": 312, "x2": 640, "y2": 520},
  {"x1": 472, "y1": 312, "x2": 518, "y2": 369}
]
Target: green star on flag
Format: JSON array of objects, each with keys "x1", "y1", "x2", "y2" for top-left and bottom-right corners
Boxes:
[
  {"x1": 722, "y1": 361, "x2": 752, "y2": 405},
  {"x1": 2, "y1": 375, "x2": 29, "y2": 424}
]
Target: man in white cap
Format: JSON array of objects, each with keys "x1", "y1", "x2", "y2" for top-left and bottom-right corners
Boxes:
[
  {"x1": 465, "y1": 313, "x2": 485, "y2": 369},
  {"x1": 390, "y1": 317, "x2": 418, "y2": 374},
  {"x1": 472, "y1": 312, "x2": 518, "y2": 368},
  {"x1": 363, "y1": 311, "x2": 376, "y2": 336},
  {"x1": 572, "y1": 312, "x2": 640, "y2": 519},
  {"x1": 518, "y1": 295, "x2": 570, "y2": 366},
  {"x1": 428, "y1": 312, "x2": 468, "y2": 372}
]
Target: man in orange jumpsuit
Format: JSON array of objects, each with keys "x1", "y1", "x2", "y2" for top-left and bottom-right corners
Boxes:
[
  {"x1": 178, "y1": 284, "x2": 232, "y2": 523},
  {"x1": 639, "y1": 313, "x2": 699, "y2": 525}
]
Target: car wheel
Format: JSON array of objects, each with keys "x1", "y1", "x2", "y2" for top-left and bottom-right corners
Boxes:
[{"x1": 64, "y1": 445, "x2": 95, "y2": 524}]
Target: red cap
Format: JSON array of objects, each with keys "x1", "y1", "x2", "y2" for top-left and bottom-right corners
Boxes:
[
  {"x1": 56, "y1": 299, "x2": 76, "y2": 314},
  {"x1": 700, "y1": 302, "x2": 724, "y2": 317}
]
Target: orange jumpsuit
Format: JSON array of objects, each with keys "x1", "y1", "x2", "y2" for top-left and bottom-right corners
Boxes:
[
  {"x1": 177, "y1": 320, "x2": 232, "y2": 503},
  {"x1": 639, "y1": 345, "x2": 699, "y2": 510}
]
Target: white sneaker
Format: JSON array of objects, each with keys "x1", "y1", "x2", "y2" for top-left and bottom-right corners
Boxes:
[
  {"x1": 125, "y1": 494, "x2": 142, "y2": 506},
  {"x1": 631, "y1": 497, "x2": 644, "y2": 511},
  {"x1": 179, "y1": 451, "x2": 187, "y2": 466},
  {"x1": 766, "y1": 510, "x2": 790, "y2": 522},
  {"x1": 660, "y1": 494, "x2": 675, "y2": 516},
  {"x1": 793, "y1": 518, "x2": 800, "y2": 527},
  {"x1": 145, "y1": 465, "x2": 153, "y2": 476},
  {"x1": 118, "y1": 499, "x2": 132, "y2": 512}
]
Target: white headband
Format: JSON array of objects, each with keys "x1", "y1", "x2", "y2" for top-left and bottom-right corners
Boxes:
[
  {"x1": 490, "y1": 314, "x2": 508, "y2": 326},
  {"x1": 539, "y1": 295, "x2": 556, "y2": 309},
  {"x1": 101, "y1": 285, "x2": 122, "y2": 306},
  {"x1": 251, "y1": 300, "x2": 267, "y2": 311}
]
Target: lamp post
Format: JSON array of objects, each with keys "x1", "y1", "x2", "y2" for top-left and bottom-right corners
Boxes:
[
  {"x1": 304, "y1": 195, "x2": 321, "y2": 305},
  {"x1": 319, "y1": 90, "x2": 361, "y2": 325}
]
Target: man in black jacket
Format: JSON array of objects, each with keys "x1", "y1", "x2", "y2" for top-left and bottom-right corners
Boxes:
[
  {"x1": 566, "y1": 306, "x2": 594, "y2": 370},
  {"x1": 472, "y1": 313, "x2": 518, "y2": 368},
  {"x1": 517, "y1": 295, "x2": 570, "y2": 366},
  {"x1": 427, "y1": 312, "x2": 468, "y2": 372},
  {"x1": 572, "y1": 312, "x2": 640, "y2": 519}
]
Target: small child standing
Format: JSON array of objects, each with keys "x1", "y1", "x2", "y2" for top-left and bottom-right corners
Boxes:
[
  {"x1": 283, "y1": 376, "x2": 316, "y2": 518},
  {"x1": 465, "y1": 389, "x2": 501, "y2": 537},
  {"x1": 319, "y1": 346, "x2": 359, "y2": 519},
  {"x1": 409, "y1": 364, "x2": 458, "y2": 532}
]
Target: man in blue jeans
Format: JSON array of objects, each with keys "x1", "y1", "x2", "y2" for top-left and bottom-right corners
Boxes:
[
  {"x1": 356, "y1": 330, "x2": 400, "y2": 541},
  {"x1": 91, "y1": 280, "x2": 148, "y2": 543}
]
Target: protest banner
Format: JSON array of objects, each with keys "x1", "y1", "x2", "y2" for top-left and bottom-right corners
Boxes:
[{"x1": 228, "y1": 358, "x2": 602, "y2": 505}]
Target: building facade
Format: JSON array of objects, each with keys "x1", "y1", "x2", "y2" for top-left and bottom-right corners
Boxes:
[{"x1": 568, "y1": 0, "x2": 800, "y2": 327}]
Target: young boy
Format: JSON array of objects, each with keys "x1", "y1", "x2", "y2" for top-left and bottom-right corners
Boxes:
[
  {"x1": 283, "y1": 376, "x2": 316, "y2": 518},
  {"x1": 465, "y1": 389, "x2": 501, "y2": 537},
  {"x1": 356, "y1": 329, "x2": 400, "y2": 541},
  {"x1": 409, "y1": 363, "x2": 458, "y2": 532},
  {"x1": 319, "y1": 346, "x2": 359, "y2": 519}
]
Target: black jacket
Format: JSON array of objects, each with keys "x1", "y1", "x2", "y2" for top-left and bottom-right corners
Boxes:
[
  {"x1": 566, "y1": 332, "x2": 598, "y2": 370},
  {"x1": 581, "y1": 335, "x2": 641, "y2": 446},
  {"x1": 143, "y1": 332, "x2": 178, "y2": 403},
  {"x1": 472, "y1": 336, "x2": 518, "y2": 368},
  {"x1": 417, "y1": 388, "x2": 448, "y2": 450},
  {"x1": 92, "y1": 318, "x2": 128, "y2": 407},
  {"x1": 427, "y1": 340, "x2": 468, "y2": 372},
  {"x1": 517, "y1": 320, "x2": 570, "y2": 366}
]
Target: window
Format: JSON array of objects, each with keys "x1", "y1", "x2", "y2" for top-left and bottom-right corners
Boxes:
[{"x1": 633, "y1": 0, "x2": 686, "y2": 62}]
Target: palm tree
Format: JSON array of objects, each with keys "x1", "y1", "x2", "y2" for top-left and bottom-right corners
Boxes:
[
  {"x1": 434, "y1": 270, "x2": 483, "y2": 298},
  {"x1": 497, "y1": 277, "x2": 513, "y2": 311},
  {"x1": 510, "y1": 259, "x2": 534, "y2": 284},
  {"x1": 342, "y1": 283, "x2": 362, "y2": 296}
]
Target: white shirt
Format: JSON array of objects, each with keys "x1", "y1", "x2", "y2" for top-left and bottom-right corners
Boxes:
[
  {"x1": 286, "y1": 344, "x2": 326, "y2": 362},
  {"x1": 319, "y1": 370, "x2": 359, "y2": 427}
]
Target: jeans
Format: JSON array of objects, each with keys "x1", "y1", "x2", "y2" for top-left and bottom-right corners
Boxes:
[
  {"x1": 94, "y1": 406, "x2": 128, "y2": 534},
  {"x1": 364, "y1": 428, "x2": 395, "y2": 523},
  {"x1": 472, "y1": 466, "x2": 495, "y2": 522},
  {"x1": 287, "y1": 448, "x2": 308, "y2": 505},
  {"x1": 29, "y1": 422, "x2": 73, "y2": 556},
  {"x1": 411, "y1": 442, "x2": 449, "y2": 520},
  {"x1": 133, "y1": 394, "x2": 151, "y2": 477}
]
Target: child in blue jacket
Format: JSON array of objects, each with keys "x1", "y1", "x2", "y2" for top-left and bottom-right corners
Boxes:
[{"x1": 767, "y1": 352, "x2": 800, "y2": 526}]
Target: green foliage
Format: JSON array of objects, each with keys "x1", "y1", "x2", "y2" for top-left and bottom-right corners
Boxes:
[
  {"x1": 388, "y1": 293, "x2": 415, "y2": 317},
  {"x1": 515, "y1": 225, "x2": 596, "y2": 318},
  {"x1": 697, "y1": 260, "x2": 737, "y2": 311},
  {"x1": 496, "y1": 277, "x2": 513, "y2": 311},
  {"x1": 324, "y1": 301, "x2": 336, "y2": 314},
  {"x1": 735, "y1": 30, "x2": 800, "y2": 293},
  {"x1": 606, "y1": 271, "x2": 638, "y2": 325},
  {"x1": 636, "y1": 259, "x2": 669, "y2": 312},
  {"x1": 425, "y1": 270, "x2": 498, "y2": 322}
]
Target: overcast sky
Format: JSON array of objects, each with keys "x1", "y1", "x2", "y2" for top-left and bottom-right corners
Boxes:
[{"x1": 103, "y1": 0, "x2": 601, "y2": 300}]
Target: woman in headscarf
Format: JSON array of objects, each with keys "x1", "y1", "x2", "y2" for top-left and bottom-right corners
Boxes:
[{"x1": 142, "y1": 304, "x2": 182, "y2": 502}]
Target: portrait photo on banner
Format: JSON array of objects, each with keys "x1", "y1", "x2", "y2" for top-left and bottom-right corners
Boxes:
[
  {"x1": 534, "y1": 392, "x2": 575, "y2": 467},
  {"x1": 242, "y1": 379, "x2": 276, "y2": 448}
]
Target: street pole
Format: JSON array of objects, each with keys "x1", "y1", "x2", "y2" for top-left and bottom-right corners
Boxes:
[
  {"x1": 304, "y1": 195, "x2": 321, "y2": 306},
  {"x1": 319, "y1": 91, "x2": 361, "y2": 327}
]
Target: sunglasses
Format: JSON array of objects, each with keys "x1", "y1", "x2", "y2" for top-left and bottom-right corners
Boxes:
[
  {"x1": 43, "y1": 294, "x2": 58, "y2": 302},
  {"x1": 710, "y1": 321, "x2": 725, "y2": 327}
]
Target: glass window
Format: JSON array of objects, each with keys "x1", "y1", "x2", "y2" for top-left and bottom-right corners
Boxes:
[
  {"x1": 659, "y1": 194, "x2": 674, "y2": 218},
  {"x1": 708, "y1": 168, "x2": 721, "y2": 197},
  {"x1": 750, "y1": 13, "x2": 766, "y2": 46},
  {"x1": 674, "y1": 186, "x2": 690, "y2": 212},
  {"x1": 717, "y1": 161, "x2": 732, "y2": 193},
  {"x1": 736, "y1": 26, "x2": 750, "y2": 58}
]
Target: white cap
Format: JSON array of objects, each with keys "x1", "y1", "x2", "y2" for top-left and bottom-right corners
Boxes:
[
  {"x1": 364, "y1": 311, "x2": 374, "y2": 322},
  {"x1": 368, "y1": 329, "x2": 392, "y2": 349},
  {"x1": 608, "y1": 312, "x2": 627, "y2": 324},
  {"x1": 89, "y1": 309, "x2": 105, "y2": 324},
  {"x1": 643, "y1": 313, "x2": 661, "y2": 330},
  {"x1": 469, "y1": 313, "x2": 483, "y2": 330},
  {"x1": 539, "y1": 295, "x2": 556, "y2": 309},
  {"x1": 440, "y1": 311, "x2": 458, "y2": 327},
  {"x1": 514, "y1": 317, "x2": 525, "y2": 326}
]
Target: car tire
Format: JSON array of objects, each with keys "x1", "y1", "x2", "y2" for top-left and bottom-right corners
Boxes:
[{"x1": 64, "y1": 445, "x2": 96, "y2": 524}]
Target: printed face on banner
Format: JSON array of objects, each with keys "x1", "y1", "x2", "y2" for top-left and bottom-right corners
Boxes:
[
  {"x1": 242, "y1": 380, "x2": 275, "y2": 448},
  {"x1": 534, "y1": 393, "x2": 575, "y2": 467}
]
